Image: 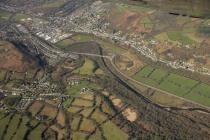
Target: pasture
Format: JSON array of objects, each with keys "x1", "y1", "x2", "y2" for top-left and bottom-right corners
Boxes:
[
  {"x1": 133, "y1": 65, "x2": 210, "y2": 107},
  {"x1": 102, "y1": 121, "x2": 128, "y2": 140}
]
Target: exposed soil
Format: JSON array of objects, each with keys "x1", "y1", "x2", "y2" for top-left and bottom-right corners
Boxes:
[
  {"x1": 0, "y1": 41, "x2": 39, "y2": 72},
  {"x1": 114, "y1": 50, "x2": 144, "y2": 76},
  {"x1": 122, "y1": 107, "x2": 137, "y2": 122},
  {"x1": 109, "y1": 8, "x2": 152, "y2": 33}
]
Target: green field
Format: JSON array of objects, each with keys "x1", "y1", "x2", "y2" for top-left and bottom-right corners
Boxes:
[
  {"x1": 133, "y1": 66, "x2": 154, "y2": 79},
  {"x1": 155, "y1": 30, "x2": 197, "y2": 45},
  {"x1": 72, "y1": 132, "x2": 87, "y2": 140},
  {"x1": 186, "y1": 84, "x2": 210, "y2": 106},
  {"x1": 116, "y1": 3, "x2": 152, "y2": 13},
  {"x1": 149, "y1": 69, "x2": 169, "y2": 83},
  {"x1": 63, "y1": 80, "x2": 99, "y2": 108},
  {"x1": 55, "y1": 34, "x2": 92, "y2": 49},
  {"x1": 72, "y1": 34, "x2": 93, "y2": 42},
  {"x1": 0, "y1": 111, "x2": 5, "y2": 119},
  {"x1": 13, "y1": 116, "x2": 29, "y2": 140},
  {"x1": 13, "y1": 13, "x2": 31, "y2": 21},
  {"x1": 0, "y1": 112, "x2": 50, "y2": 140},
  {"x1": 102, "y1": 121, "x2": 128, "y2": 140},
  {"x1": 133, "y1": 66, "x2": 210, "y2": 106},
  {"x1": 80, "y1": 107, "x2": 94, "y2": 117},
  {"x1": 150, "y1": 91, "x2": 185, "y2": 106},
  {"x1": 73, "y1": 58, "x2": 96, "y2": 75},
  {"x1": 0, "y1": 114, "x2": 12, "y2": 138},
  {"x1": 67, "y1": 81, "x2": 99, "y2": 96},
  {"x1": 0, "y1": 10, "x2": 12, "y2": 22},
  {"x1": 56, "y1": 38, "x2": 75, "y2": 48},
  {"x1": 56, "y1": 34, "x2": 126, "y2": 54},
  {"x1": 71, "y1": 115, "x2": 82, "y2": 130},
  {"x1": 159, "y1": 74, "x2": 198, "y2": 96},
  {"x1": 139, "y1": 17, "x2": 153, "y2": 28},
  {"x1": 89, "y1": 129, "x2": 102, "y2": 140},
  {"x1": 4, "y1": 114, "x2": 21, "y2": 140},
  {"x1": 198, "y1": 25, "x2": 210, "y2": 35},
  {"x1": 39, "y1": 0, "x2": 67, "y2": 8},
  {"x1": 0, "y1": 114, "x2": 31, "y2": 140},
  {"x1": 0, "y1": 70, "x2": 6, "y2": 81},
  {"x1": 28, "y1": 124, "x2": 45, "y2": 140},
  {"x1": 133, "y1": 66, "x2": 157, "y2": 86},
  {"x1": 80, "y1": 118, "x2": 95, "y2": 132},
  {"x1": 155, "y1": 32, "x2": 169, "y2": 41},
  {"x1": 167, "y1": 31, "x2": 196, "y2": 45},
  {"x1": 145, "y1": 68, "x2": 168, "y2": 86},
  {"x1": 68, "y1": 106, "x2": 82, "y2": 113},
  {"x1": 91, "y1": 109, "x2": 107, "y2": 123},
  {"x1": 72, "y1": 98, "x2": 93, "y2": 107},
  {"x1": 95, "y1": 68, "x2": 104, "y2": 75}
]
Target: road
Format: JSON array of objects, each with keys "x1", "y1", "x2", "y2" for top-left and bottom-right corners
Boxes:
[
  {"x1": 6, "y1": 23, "x2": 210, "y2": 113},
  {"x1": 109, "y1": 56, "x2": 210, "y2": 110},
  {"x1": 72, "y1": 51, "x2": 210, "y2": 113}
]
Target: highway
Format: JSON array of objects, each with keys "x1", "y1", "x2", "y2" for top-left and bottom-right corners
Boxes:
[
  {"x1": 71, "y1": 51, "x2": 210, "y2": 114},
  {"x1": 110, "y1": 56, "x2": 210, "y2": 111},
  {"x1": 5, "y1": 23, "x2": 210, "y2": 113}
]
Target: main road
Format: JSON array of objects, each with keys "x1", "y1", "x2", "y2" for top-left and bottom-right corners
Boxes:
[
  {"x1": 9, "y1": 23, "x2": 210, "y2": 113},
  {"x1": 71, "y1": 51, "x2": 210, "y2": 113}
]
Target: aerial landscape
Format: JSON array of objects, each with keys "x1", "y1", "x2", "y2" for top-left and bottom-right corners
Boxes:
[{"x1": 0, "y1": 0, "x2": 210, "y2": 139}]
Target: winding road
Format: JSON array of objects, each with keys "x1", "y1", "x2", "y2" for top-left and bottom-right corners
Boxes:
[{"x1": 71, "y1": 51, "x2": 210, "y2": 114}]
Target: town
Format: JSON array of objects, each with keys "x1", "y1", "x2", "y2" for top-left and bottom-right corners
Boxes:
[{"x1": 0, "y1": 0, "x2": 210, "y2": 140}]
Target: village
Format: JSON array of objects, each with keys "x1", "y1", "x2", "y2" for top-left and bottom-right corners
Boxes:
[
  {"x1": 0, "y1": 0, "x2": 210, "y2": 140},
  {"x1": 2, "y1": 0, "x2": 208, "y2": 76}
]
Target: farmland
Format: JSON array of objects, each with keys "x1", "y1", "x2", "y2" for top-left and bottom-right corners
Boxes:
[
  {"x1": 63, "y1": 79, "x2": 131, "y2": 140},
  {"x1": 73, "y1": 58, "x2": 96, "y2": 75},
  {"x1": 102, "y1": 121, "x2": 128, "y2": 140},
  {"x1": 133, "y1": 65, "x2": 210, "y2": 106},
  {"x1": 0, "y1": 0, "x2": 210, "y2": 140},
  {"x1": 0, "y1": 10, "x2": 12, "y2": 22},
  {"x1": 56, "y1": 34, "x2": 126, "y2": 54},
  {"x1": 167, "y1": 31, "x2": 196, "y2": 45},
  {"x1": 109, "y1": 3, "x2": 154, "y2": 34},
  {"x1": 40, "y1": 0, "x2": 66, "y2": 8},
  {"x1": 186, "y1": 84, "x2": 210, "y2": 106},
  {"x1": 13, "y1": 13, "x2": 31, "y2": 21},
  {"x1": 155, "y1": 30, "x2": 197, "y2": 45},
  {"x1": 0, "y1": 112, "x2": 48, "y2": 140},
  {"x1": 56, "y1": 38, "x2": 74, "y2": 49},
  {"x1": 28, "y1": 98, "x2": 114, "y2": 140},
  {"x1": 63, "y1": 80, "x2": 100, "y2": 108}
]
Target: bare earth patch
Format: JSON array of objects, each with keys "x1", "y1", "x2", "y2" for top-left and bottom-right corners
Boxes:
[
  {"x1": 110, "y1": 95, "x2": 137, "y2": 122},
  {"x1": 114, "y1": 50, "x2": 144, "y2": 76},
  {"x1": 0, "y1": 41, "x2": 39, "y2": 72},
  {"x1": 40, "y1": 103, "x2": 58, "y2": 119},
  {"x1": 56, "y1": 110, "x2": 66, "y2": 127},
  {"x1": 122, "y1": 107, "x2": 137, "y2": 122},
  {"x1": 109, "y1": 8, "x2": 151, "y2": 33}
]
